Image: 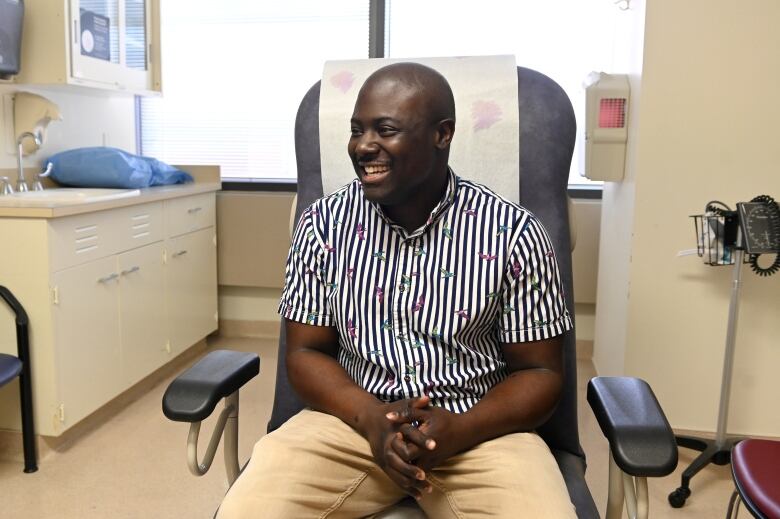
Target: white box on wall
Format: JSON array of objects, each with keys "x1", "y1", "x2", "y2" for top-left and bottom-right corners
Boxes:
[{"x1": 583, "y1": 72, "x2": 630, "y2": 182}]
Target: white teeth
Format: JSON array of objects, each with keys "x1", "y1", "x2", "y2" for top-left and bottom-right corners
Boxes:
[{"x1": 365, "y1": 165, "x2": 389, "y2": 175}]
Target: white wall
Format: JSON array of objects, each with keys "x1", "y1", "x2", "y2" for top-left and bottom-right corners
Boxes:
[
  {"x1": 595, "y1": 0, "x2": 780, "y2": 436},
  {"x1": 592, "y1": 0, "x2": 646, "y2": 376}
]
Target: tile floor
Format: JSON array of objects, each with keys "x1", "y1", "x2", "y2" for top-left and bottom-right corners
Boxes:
[{"x1": 0, "y1": 335, "x2": 736, "y2": 518}]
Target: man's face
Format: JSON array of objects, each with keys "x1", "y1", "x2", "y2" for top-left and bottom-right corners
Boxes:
[{"x1": 348, "y1": 78, "x2": 439, "y2": 206}]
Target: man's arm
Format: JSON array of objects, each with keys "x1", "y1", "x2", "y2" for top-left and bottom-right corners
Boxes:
[
  {"x1": 389, "y1": 335, "x2": 564, "y2": 470},
  {"x1": 285, "y1": 319, "x2": 434, "y2": 498}
]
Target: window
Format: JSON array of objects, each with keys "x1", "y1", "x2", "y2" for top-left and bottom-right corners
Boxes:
[
  {"x1": 140, "y1": 1, "x2": 615, "y2": 188},
  {"x1": 384, "y1": 0, "x2": 615, "y2": 187},
  {"x1": 139, "y1": 0, "x2": 369, "y2": 182}
]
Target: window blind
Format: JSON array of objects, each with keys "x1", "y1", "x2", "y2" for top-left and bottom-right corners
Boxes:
[{"x1": 140, "y1": 0, "x2": 369, "y2": 181}]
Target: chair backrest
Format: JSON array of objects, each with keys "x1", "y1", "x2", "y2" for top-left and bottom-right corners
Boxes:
[{"x1": 269, "y1": 66, "x2": 583, "y2": 462}]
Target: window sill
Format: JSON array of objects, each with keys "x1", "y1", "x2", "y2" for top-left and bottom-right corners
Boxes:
[
  {"x1": 221, "y1": 178, "x2": 297, "y2": 193},
  {"x1": 220, "y1": 179, "x2": 602, "y2": 199}
]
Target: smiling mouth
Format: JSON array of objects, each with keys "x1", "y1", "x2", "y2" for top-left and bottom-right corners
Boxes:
[{"x1": 360, "y1": 163, "x2": 391, "y2": 181}]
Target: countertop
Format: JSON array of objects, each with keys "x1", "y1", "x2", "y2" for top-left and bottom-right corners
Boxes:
[{"x1": 0, "y1": 165, "x2": 221, "y2": 219}]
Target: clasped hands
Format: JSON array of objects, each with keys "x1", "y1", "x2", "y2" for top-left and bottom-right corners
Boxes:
[{"x1": 362, "y1": 395, "x2": 468, "y2": 500}]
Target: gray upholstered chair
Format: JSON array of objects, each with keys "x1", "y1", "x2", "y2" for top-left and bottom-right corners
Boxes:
[{"x1": 163, "y1": 66, "x2": 678, "y2": 519}]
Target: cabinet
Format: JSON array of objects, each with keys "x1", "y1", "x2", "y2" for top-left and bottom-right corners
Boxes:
[
  {"x1": 167, "y1": 228, "x2": 218, "y2": 356},
  {"x1": 16, "y1": 0, "x2": 161, "y2": 94},
  {"x1": 118, "y1": 241, "x2": 167, "y2": 387},
  {"x1": 0, "y1": 192, "x2": 217, "y2": 435},
  {"x1": 52, "y1": 256, "x2": 123, "y2": 428}
]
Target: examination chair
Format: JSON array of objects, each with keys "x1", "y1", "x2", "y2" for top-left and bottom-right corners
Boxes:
[{"x1": 162, "y1": 65, "x2": 678, "y2": 519}]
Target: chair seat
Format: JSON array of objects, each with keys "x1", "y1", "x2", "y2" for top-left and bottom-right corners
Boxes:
[
  {"x1": 732, "y1": 439, "x2": 780, "y2": 519},
  {"x1": 0, "y1": 353, "x2": 22, "y2": 387}
]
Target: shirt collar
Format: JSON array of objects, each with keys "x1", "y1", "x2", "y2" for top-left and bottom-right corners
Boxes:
[{"x1": 367, "y1": 167, "x2": 458, "y2": 239}]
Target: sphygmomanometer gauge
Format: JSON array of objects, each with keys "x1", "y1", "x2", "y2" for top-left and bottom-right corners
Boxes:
[
  {"x1": 737, "y1": 196, "x2": 780, "y2": 276},
  {"x1": 738, "y1": 201, "x2": 780, "y2": 254}
]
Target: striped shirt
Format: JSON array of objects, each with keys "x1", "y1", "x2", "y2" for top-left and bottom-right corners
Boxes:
[{"x1": 279, "y1": 169, "x2": 572, "y2": 413}]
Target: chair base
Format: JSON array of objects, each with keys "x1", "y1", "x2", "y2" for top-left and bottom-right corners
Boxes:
[{"x1": 668, "y1": 435, "x2": 741, "y2": 508}]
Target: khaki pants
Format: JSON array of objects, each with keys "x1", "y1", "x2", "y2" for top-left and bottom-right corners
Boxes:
[{"x1": 218, "y1": 409, "x2": 576, "y2": 518}]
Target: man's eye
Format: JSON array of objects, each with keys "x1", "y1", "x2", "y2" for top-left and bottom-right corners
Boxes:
[
  {"x1": 379, "y1": 127, "x2": 398, "y2": 135},
  {"x1": 350, "y1": 128, "x2": 362, "y2": 137}
]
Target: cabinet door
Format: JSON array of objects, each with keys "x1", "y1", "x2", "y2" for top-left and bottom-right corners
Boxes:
[
  {"x1": 69, "y1": 0, "x2": 153, "y2": 91},
  {"x1": 52, "y1": 256, "x2": 122, "y2": 429},
  {"x1": 166, "y1": 227, "x2": 218, "y2": 355},
  {"x1": 118, "y1": 242, "x2": 167, "y2": 386}
]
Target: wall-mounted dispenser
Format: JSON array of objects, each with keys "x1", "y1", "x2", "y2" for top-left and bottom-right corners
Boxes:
[
  {"x1": 0, "y1": 0, "x2": 24, "y2": 78},
  {"x1": 14, "y1": 92, "x2": 62, "y2": 154},
  {"x1": 583, "y1": 72, "x2": 630, "y2": 182}
]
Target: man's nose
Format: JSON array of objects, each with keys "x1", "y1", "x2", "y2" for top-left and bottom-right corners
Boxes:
[{"x1": 354, "y1": 132, "x2": 379, "y2": 156}]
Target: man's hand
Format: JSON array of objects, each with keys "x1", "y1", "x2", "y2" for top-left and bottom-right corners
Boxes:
[
  {"x1": 357, "y1": 396, "x2": 436, "y2": 499},
  {"x1": 386, "y1": 404, "x2": 471, "y2": 472}
]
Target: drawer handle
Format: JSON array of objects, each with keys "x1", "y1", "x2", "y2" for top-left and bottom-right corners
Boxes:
[
  {"x1": 172, "y1": 250, "x2": 188, "y2": 258},
  {"x1": 187, "y1": 207, "x2": 203, "y2": 214},
  {"x1": 97, "y1": 273, "x2": 119, "y2": 284},
  {"x1": 121, "y1": 266, "x2": 140, "y2": 276}
]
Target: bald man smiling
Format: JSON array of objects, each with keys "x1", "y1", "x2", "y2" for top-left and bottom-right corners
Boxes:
[{"x1": 218, "y1": 63, "x2": 576, "y2": 519}]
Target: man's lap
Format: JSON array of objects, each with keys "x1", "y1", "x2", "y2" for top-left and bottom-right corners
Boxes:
[{"x1": 218, "y1": 409, "x2": 576, "y2": 518}]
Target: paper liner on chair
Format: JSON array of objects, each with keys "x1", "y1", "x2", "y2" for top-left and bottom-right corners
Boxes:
[{"x1": 319, "y1": 55, "x2": 520, "y2": 203}]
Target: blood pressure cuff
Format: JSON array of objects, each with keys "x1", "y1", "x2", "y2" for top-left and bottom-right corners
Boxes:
[{"x1": 45, "y1": 147, "x2": 193, "y2": 189}]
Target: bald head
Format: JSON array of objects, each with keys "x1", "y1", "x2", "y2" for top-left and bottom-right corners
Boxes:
[
  {"x1": 361, "y1": 62, "x2": 456, "y2": 126},
  {"x1": 348, "y1": 62, "x2": 456, "y2": 226}
]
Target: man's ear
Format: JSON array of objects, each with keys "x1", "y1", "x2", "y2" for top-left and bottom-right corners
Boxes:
[{"x1": 434, "y1": 119, "x2": 455, "y2": 150}]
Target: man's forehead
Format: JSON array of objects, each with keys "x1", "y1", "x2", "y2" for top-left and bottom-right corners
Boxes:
[{"x1": 353, "y1": 78, "x2": 427, "y2": 118}]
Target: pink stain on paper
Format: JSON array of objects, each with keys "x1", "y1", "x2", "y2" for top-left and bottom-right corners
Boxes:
[
  {"x1": 472, "y1": 100, "x2": 502, "y2": 131},
  {"x1": 330, "y1": 70, "x2": 355, "y2": 93}
]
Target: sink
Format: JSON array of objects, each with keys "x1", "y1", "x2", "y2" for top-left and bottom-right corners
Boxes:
[{"x1": 0, "y1": 188, "x2": 141, "y2": 207}]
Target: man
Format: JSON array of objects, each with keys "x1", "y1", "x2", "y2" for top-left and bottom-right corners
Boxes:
[{"x1": 219, "y1": 62, "x2": 576, "y2": 518}]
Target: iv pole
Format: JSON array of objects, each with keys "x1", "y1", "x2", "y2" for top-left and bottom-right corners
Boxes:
[{"x1": 668, "y1": 246, "x2": 744, "y2": 507}]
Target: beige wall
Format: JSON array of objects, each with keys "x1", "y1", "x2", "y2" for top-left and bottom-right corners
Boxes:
[
  {"x1": 0, "y1": 86, "x2": 136, "y2": 171},
  {"x1": 595, "y1": 0, "x2": 780, "y2": 436}
]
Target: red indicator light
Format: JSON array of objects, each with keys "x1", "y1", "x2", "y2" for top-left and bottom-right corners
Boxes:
[{"x1": 599, "y1": 98, "x2": 626, "y2": 128}]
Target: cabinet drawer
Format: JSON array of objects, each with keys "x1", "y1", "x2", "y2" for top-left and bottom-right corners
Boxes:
[
  {"x1": 49, "y1": 210, "x2": 121, "y2": 271},
  {"x1": 165, "y1": 193, "x2": 216, "y2": 238},
  {"x1": 115, "y1": 202, "x2": 164, "y2": 250}
]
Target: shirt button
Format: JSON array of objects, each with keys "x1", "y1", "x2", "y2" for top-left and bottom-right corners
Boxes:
[{"x1": 404, "y1": 375, "x2": 411, "y2": 382}]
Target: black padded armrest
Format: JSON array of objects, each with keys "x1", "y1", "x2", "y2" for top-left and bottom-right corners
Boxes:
[
  {"x1": 587, "y1": 376, "x2": 678, "y2": 477},
  {"x1": 162, "y1": 350, "x2": 260, "y2": 423}
]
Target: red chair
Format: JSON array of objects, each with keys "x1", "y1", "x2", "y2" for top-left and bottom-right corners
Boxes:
[{"x1": 727, "y1": 439, "x2": 780, "y2": 519}]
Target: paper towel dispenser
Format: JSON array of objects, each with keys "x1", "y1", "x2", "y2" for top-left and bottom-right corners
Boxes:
[
  {"x1": 0, "y1": 0, "x2": 24, "y2": 78},
  {"x1": 583, "y1": 72, "x2": 630, "y2": 182}
]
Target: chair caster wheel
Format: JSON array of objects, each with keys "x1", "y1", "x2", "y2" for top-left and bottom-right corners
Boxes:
[{"x1": 668, "y1": 487, "x2": 691, "y2": 508}]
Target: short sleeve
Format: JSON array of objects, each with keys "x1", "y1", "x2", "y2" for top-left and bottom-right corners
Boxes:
[
  {"x1": 277, "y1": 206, "x2": 335, "y2": 326},
  {"x1": 499, "y1": 215, "x2": 572, "y2": 343}
]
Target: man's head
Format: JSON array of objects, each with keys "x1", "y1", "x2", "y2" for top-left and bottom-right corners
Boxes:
[{"x1": 348, "y1": 62, "x2": 455, "y2": 211}]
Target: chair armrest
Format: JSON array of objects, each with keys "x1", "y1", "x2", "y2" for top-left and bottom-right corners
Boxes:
[
  {"x1": 162, "y1": 350, "x2": 260, "y2": 423},
  {"x1": 587, "y1": 376, "x2": 678, "y2": 477}
]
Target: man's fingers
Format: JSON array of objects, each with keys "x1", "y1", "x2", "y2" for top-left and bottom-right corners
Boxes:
[
  {"x1": 400, "y1": 423, "x2": 437, "y2": 450},
  {"x1": 385, "y1": 448, "x2": 425, "y2": 481},
  {"x1": 410, "y1": 395, "x2": 430, "y2": 409},
  {"x1": 386, "y1": 396, "x2": 431, "y2": 421},
  {"x1": 391, "y1": 431, "x2": 423, "y2": 462},
  {"x1": 384, "y1": 450, "x2": 432, "y2": 498}
]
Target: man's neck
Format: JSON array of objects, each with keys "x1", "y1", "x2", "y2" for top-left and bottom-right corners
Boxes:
[{"x1": 382, "y1": 168, "x2": 450, "y2": 233}]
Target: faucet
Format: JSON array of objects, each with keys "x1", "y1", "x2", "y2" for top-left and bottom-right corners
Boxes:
[
  {"x1": 0, "y1": 176, "x2": 14, "y2": 195},
  {"x1": 16, "y1": 131, "x2": 42, "y2": 193},
  {"x1": 33, "y1": 163, "x2": 53, "y2": 191}
]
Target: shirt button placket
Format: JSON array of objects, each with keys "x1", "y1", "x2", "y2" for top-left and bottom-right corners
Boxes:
[{"x1": 399, "y1": 237, "x2": 420, "y2": 392}]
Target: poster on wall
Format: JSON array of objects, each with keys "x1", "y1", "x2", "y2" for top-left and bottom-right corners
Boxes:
[{"x1": 80, "y1": 9, "x2": 110, "y2": 61}]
